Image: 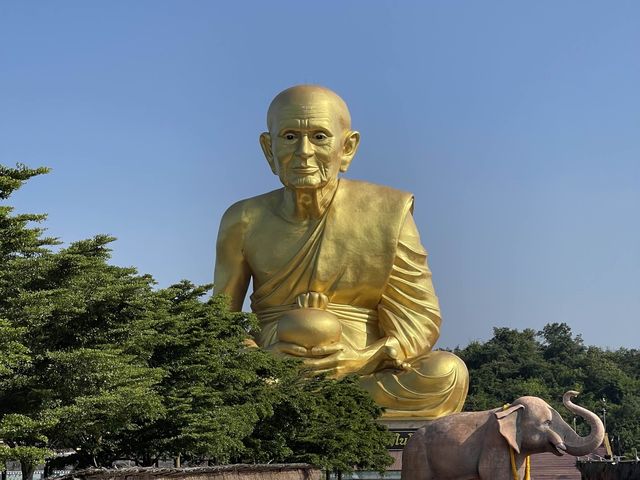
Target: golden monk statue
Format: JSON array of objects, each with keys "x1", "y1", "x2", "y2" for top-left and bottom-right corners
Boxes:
[{"x1": 214, "y1": 85, "x2": 468, "y2": 418}]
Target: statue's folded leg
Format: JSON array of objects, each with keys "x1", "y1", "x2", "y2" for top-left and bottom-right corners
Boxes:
[{"x1": 359, "y1": 350, "x2": 469, "y2": 419}]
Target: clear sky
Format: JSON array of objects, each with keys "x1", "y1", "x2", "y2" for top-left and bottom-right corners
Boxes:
[{"x1": 1, "y1": 1, "x2": 638, "y2": 349}]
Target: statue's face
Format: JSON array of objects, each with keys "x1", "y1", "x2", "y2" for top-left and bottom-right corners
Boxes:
[
  {"x1": 269, "y1": 105, "x2": 346, "y2": 189},
  {"x1": 260, "y1": 91, "x2": 359, "y2": 190}
]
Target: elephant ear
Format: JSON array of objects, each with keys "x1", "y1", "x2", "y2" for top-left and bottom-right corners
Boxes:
[{"x1": 495, "y1": 404, "x2": 525, "y2": 454}]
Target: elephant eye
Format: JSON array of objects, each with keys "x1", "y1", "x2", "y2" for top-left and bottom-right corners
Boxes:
[{"x1": 544, "y1": 420, "x2": 552, "y2": 426}]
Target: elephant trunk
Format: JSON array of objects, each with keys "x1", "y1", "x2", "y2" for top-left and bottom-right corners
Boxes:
[{"x1": 560, "y1": 390, "x2": 605, "y2": 456}]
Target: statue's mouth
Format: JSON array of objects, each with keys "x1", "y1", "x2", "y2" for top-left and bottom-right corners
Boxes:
[{"x1": 293, "y1": 167, "x2": 318, "y2": 175}]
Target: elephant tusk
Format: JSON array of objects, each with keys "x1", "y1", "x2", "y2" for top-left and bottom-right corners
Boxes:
[{"x1": 554, "y1": 442, "x2": 567, "y2": 455}]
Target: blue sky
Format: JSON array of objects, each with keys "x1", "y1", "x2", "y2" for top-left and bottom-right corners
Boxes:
[{"x1": 1, "y1": 1, "x2": 638, "y2": 349}]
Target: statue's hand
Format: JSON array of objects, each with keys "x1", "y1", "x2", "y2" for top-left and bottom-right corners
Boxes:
[
  {"x1": 302, "y1": 343, "x2": 381, "y2": 377},
  {"x1": 265, "y1": 341, "x2": 309, "y2": 358},
  {"x1": 243, "y1": 338, "x2": 259, "y2": 349}
]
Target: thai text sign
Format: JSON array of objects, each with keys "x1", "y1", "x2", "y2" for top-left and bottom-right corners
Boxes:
[{"x1": 388, "y1": 429, "x2": 416, "y2": 451}]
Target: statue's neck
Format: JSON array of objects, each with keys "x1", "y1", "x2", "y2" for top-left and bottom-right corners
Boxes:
[{"x1": 282, "y1": 178, "x2": 339, "y2": 221}]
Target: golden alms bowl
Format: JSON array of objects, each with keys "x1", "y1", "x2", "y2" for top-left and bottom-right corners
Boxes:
[{"x1": 277, "y1": 307, "x2": 342, "y2": 350}]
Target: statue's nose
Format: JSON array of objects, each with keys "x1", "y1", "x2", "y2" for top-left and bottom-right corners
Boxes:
[{"x1": 295, "y1": 135, "x2": 314, "y2": 160}]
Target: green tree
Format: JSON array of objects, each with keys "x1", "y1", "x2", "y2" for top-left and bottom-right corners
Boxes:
[
  {"x1": 0, "y1": 165, "x2": 165, "y2": 476},
  {"x1": 0, "y1": 414, "x2": 55, "y2": 480},
  {"x1": 0, "y1": 164, "x2": 48, "y2": 412},
  {"x1": 0, "y1": 319, "x2": 29, "y2": 378},
  {"x1": 243, "y1": 374, "x2": 392, "y2": 473},
  {"x1": 116, "y1": 282, "x2": 266, "y2": 466},
  {"x1": 538, "y1": 322, "x2": 587, "y2": 399},
  {"x1": 0, "y1": 164, "x2": 56, "y2": 479},
  {"x1": 456, "y1": 327, "x2": 547, "y2": 410},
  {"x1": 124, "y1": 281, "x2": 393, "y2": 472}
]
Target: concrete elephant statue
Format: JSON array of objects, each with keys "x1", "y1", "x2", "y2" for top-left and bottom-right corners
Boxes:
[{"x1": 401, "y1": 391, "x2": 604, "y2": 480}]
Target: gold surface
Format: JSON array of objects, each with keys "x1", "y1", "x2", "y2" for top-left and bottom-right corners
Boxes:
[{"x1": 213, "y1": 85, "x2": 468, "y2": 418}]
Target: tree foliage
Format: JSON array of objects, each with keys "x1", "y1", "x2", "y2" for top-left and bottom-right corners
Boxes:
[
  {"x1": 116, "y1": 281, "x2": 392, "y2": 472},
  {"x1": 242, "y1": 374, "x2": 392, "y2": 472},
  {"x1": 0, "y1": 164, "x2": 392, "y2": 476}
]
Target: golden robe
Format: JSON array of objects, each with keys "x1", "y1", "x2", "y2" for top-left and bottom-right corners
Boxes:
[{"x1": 241, "y1": 179, "x2": 468, "y2": 418}]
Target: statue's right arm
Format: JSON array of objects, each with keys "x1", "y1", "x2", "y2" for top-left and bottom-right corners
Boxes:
[{"x1": 213, "y1": 202, "x2": 252, "y2": 312}]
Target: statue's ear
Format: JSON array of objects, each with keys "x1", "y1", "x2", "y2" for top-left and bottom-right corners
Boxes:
[
  {"x1": 339, "y1": 130, "x2": 360, "y2": 172},
  {"x1": 259, "y1": 132, "x2": 277, "y2": 175},
  {"x1": 495, "y1": 404, "x2": 524, "y2": 454}
]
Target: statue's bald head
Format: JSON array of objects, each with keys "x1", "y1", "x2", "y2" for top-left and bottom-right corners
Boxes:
[{"x1": 267, "y1": 85, "x2": 352, "y2": 133}]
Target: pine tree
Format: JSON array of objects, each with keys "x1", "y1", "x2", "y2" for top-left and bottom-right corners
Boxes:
[
  {"x1": 0, "y1": 165, "x2": 164, "y2": 476},
  {"x1": 1, "y1": 164, "x2": 57, "y2": 479}
]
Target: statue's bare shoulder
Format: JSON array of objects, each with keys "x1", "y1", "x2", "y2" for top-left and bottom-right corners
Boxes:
[
  {"x1": 214, "y1": 188, "x2": 283, "y2": 303},
  {"x1": 217, "y1": 188, "x2": 283, "y2": 247}
]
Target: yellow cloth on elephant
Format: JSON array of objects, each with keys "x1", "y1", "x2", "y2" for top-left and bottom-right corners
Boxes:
[{"x1": 251, "y1": 179, "x2": 468, "y2": 418}]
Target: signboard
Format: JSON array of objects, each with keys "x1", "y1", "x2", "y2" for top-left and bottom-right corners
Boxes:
[{"x1": 388, "y1": 429, "x2": 417, "y2": 451}]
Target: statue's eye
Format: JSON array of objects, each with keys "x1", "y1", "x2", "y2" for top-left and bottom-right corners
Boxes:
[
  {"x1": 283, "y1": 132, "x2": 297, "y2": 141},
  {"x1": 313, "y1": 132, "x2": 328, "y2": 141}
]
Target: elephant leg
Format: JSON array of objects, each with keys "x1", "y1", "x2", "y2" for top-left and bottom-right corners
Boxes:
[
  {"x1": 479, "y1": 452, "x2": 512, "y2": 480},
  {"x1": 401, "y1": 435, "x2": 432, "y2": 480},
  {"x1": 479, "y1": 468, "x2": 512, "y2": 480}
]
